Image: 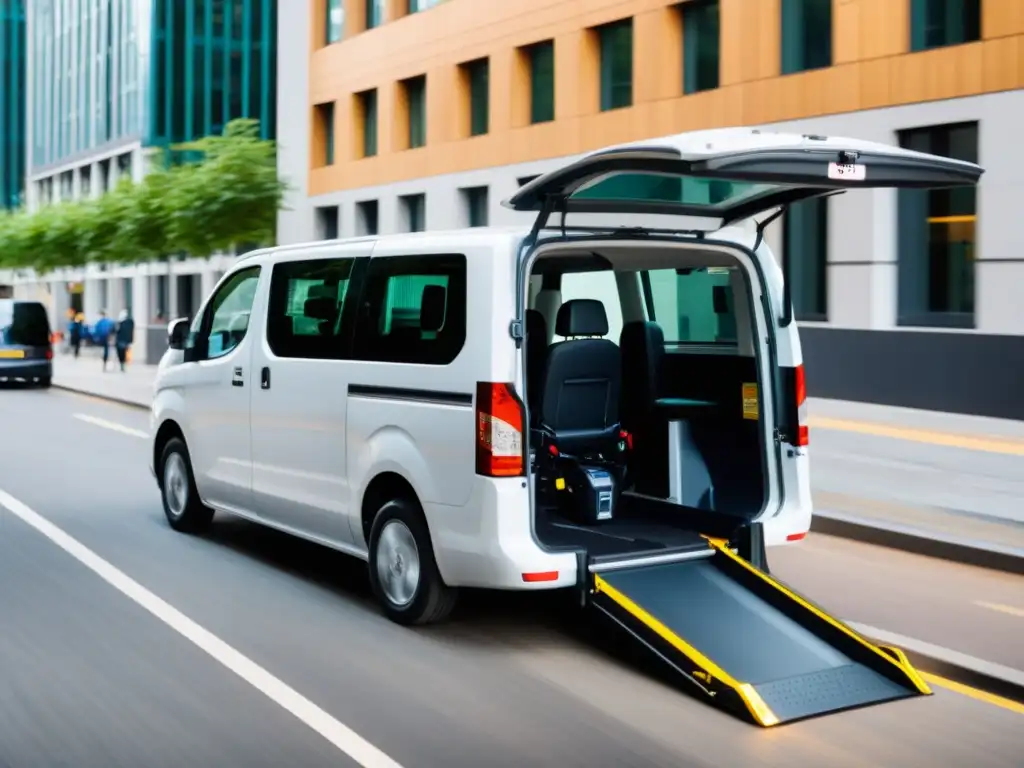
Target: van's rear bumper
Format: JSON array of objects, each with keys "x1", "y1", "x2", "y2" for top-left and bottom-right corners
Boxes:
[
  {"x1": 423, "y1": 477, "x2": 578, "y2": 591},
  {"x1": 0, "y1": 360, "x2": 52, "y2": 380}
]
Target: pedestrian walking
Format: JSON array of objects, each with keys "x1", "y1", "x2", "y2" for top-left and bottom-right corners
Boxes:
[
  {"x1": 94, "y1": 310, "x2": 115, "y2": 371},
  {"x1": 69, "y1": 312, "x2": 84, "y2": 358},
  {"x1": 115, "y1": 308, "x2": 135, "y2": 372}
]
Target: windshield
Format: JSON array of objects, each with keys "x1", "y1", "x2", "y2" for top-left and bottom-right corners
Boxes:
[{"x1": 0, "y1": 301, "x2": 51, "y2": 347}]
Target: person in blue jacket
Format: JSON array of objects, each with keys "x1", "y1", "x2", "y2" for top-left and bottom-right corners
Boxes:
[{"x1": 93, "y1": 310, "x2": 115, "y2": 371}]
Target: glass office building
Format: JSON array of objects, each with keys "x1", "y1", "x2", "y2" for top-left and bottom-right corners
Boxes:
[
  {"x1": 0, "y1": 0, "x2": 26, "y2": 210},
  {"x1": 28, "y1": 0, "x2": 276, "y2": 195},
  {"x1": 9, "y1": 0, "x2": 277, "y2": 365}
]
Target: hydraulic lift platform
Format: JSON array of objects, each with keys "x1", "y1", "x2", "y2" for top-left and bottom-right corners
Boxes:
[{"x1": 588, "y1": 534, "x2": 931, "y2": 726}]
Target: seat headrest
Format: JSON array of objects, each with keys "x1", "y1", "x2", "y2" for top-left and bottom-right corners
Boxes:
[
  {"x1": 555, "y1": 299, "x2": 608, "y2": 337},
  {"x1": 420, "y1": 284, "x2": 447, "y2": 332},
  {"x1": 304, "y1": 296, "x2": 338, "y2": 321}
]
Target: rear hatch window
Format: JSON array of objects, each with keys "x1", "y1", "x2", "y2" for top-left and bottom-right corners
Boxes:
[{"x1": 0, "y1": 301, "x2": 52, "y2": 347}]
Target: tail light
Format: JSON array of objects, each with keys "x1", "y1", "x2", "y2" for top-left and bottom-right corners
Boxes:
[
  {"x1": 475, "y1": 382, "x2": 525, "y2": 477},
  {"x1": 794, "y1": 364, "x2": 808, "y2": 447},
  {"x1": 780, "y1": 364, "x2": 809, "y2": 447},
  {"x1": 45, "y1": 346, "x2": 53, "y2": 360}
]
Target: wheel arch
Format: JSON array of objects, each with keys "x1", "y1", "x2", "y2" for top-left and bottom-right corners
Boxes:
[
  {"x1": 360, "y1": 471, "x2": 421, "y2": 548},
  {"x1": 153, "y1": 419, "x2": 185, "y2": 486}
]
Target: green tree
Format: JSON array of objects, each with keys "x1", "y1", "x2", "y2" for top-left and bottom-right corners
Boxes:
[{"x1": 0, "y1": 119, "x2": 286, "y2": 272}]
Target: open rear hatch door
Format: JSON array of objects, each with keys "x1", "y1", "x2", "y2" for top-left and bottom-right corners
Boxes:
[
  {"x1": 503, "y1": 126, "x2": 983, "y2": 231},
  {"x1": 589, "y1": 536, "x2": 931, "y2": 726}
]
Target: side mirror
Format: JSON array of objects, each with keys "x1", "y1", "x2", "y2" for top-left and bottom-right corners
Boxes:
[{"x1": 168, "y1": 317, "x2": 190, "y2": 350}]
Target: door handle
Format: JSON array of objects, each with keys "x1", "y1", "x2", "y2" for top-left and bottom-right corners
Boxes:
[
  {"x1": 232, "y1": 367, "x2": 244, "y2": 387},
  {"x1": 261, "y1": 366, "x2": 271, "y2": 390}
]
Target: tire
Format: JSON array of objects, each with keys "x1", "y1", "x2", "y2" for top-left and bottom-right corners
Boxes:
[
  {"x1": 159, "y1": 437, "x2": 214, "y2": 534},
  {"x1": 368, "y1": 497, "x2": 457, "y2": 626},
  {"x1": 38, "y1": 377, "x2": 51, "y2": 388}
]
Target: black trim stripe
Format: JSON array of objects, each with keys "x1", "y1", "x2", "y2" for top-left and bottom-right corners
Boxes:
[{"x1": 348, "y1": 384, "x2": 473, "y2": 407}]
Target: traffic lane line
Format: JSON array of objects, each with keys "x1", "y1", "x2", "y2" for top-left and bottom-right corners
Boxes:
[
  {"x1": 73, "y1": 412, "x2": 149, "y2": 439},
  {"x1": 808, "y1": 416, "x2": 1024, "y2": 456},
  {"x1": 0, "y1": 487, "x2": 403, "y2": 768},
  {"x1": 922, "y1": 673, "x2": 1024, "y2": 715},
  {"x1": 976, "y1": 601, "x2": 1024, "y2": 619}
]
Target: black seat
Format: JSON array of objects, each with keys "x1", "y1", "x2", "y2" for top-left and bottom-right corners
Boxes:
[
  {"x1": 525, "y1": 309, "x2": 548, "y2": 417},
  {"x1": 619, "y1": 320, "x2": 665, "y2": 433},
  {"x1": 537, "y1": 299, "x2": 621, "y2": 455}
]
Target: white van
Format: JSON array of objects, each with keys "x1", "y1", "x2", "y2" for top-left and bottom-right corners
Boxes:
[{"x1": 151, "y1": 128, "x2": 981, "y2": 630}]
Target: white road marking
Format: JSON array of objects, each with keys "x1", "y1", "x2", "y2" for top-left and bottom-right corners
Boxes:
[
  {"x1": 73, "y1": 413, "x2": 148, "y2": 439},
  {"x1": 0, "y1": 488, "x2": 404, "y2": 768},
  {"x1": 976, "y1": 601, "x2": 1024, "y2": 619}
]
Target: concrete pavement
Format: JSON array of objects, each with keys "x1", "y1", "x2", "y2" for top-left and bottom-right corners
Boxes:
[{"x1": 0, "y1": 386, "x2": 1022, "y2": 766}]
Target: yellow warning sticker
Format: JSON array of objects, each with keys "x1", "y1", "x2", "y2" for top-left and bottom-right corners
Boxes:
[{"x1": 742, "y1": 383, "x2": 759, "y2": 420}]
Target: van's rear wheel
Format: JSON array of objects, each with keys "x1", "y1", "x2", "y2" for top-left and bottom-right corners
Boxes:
[
  {"x1": 368, "y1": 498, "x2": 457, "y2": 625},
  {"x1": 160, "y1": 437, "x2": 214, "y2": 533}
]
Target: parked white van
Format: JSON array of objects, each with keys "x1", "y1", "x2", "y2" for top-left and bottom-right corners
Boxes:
[{"x1": 150, "y1": 128, "x2": 982, "y2": 627}]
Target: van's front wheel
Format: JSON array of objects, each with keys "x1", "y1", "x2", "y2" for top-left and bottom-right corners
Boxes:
[
  {"x1": 368, "y1": 498, "x2": 457, "y2": 625},
  {"x1": 160, "y1": 437, "x2": 214, "y2": 534}
]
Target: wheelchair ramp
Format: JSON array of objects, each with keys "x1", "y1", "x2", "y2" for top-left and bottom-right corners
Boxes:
[{"x1": 590, "y1": 541, "x2": 931, "y2": 726}]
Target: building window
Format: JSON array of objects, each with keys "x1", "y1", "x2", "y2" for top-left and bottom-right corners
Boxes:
[
  {"x1": 353, "y1": 254, "x2": 468, "y2": 366},
  {"x1": 315, "y1": 206, "x2": 340, "y2": 239},
  {"x1": 365, "y1": 0, "x2": 384, "y2": 30},
  {"x1": 326, "y1": 0, "x2": 344, "y2": 43},
  {"x1": 782, "y1": 197, "x2": 829, "y2": 321},
  {"x1": 410, "y1": 0, "x2": 442, "y2": 11},
  {"x1": 356, "y1": 200, "x2": 379, "y2": 235},
  {"x1": 910, "y1": 0, "x2": 981, "y2": 52},
  {"x1": 462, "y1": 186, "x2": 489, "y2": 227},
  {"x1": 358, "y1": 89, "x2": 378, "y2": 157},
  {"x1": 462, "y1": 58, "x2": 489, "y2": 136},
  {"x1": 266, "y1": 258, "x2": 357, "y2": 360},
  {"x1": 598, "y1": 19, "x2": 633, "y2": 111},
  {"x1": 315, "y1": 102, "x2": 335, "y2": 166},
  {"x1": 897, "y1": 122, "x2": 978, "y2": 329},
  {"x1": 527, "y1": 40, "x2": 555, "y2": 124},
  {"x1": 682, "y1": 1, "x2": 720, "y2": 94},
  {"x1": 400, "y1": 193, "x2": 426, "y2": 232},
  {"x1": 403, "y1": 75, "x2": 427, "y2": 149},
  {"x1": 780, "y1": 0, "x2": 832, "y2": 74}
]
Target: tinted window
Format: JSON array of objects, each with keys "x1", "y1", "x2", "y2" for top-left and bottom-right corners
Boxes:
[
  {"x1": 643, "y1": 267, "x2": 738, "y2": 345},
  {"x1": 354, "y1": 255, "x2": 467, "y2": 365},
  {"x1": 0, "y1": 301, "x2": 51, "y2": 347},
  {"x1": 189, "y1": 267, "x2": 261, "y2": 360},
  {"x1": 266, "y1": 258, "x2": 358, "y2": 360}
]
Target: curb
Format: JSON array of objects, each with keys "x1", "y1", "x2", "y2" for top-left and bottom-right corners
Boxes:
[
  {"x1": 812, "y1": 510, "x2": 1024, "y2": 576},
  {"x1": 850, "y1": 621, "x2": 1024, "y2": 705},
  {"x1": 52, "y1": 382, "x2": 150, "y2": 412}
]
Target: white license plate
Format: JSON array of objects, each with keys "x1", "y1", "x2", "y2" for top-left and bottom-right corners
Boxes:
[{"x1": 827, "y1": 162, "x2": 866, "y2": 181}]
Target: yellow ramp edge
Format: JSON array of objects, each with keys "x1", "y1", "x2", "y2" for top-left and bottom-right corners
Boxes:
[
  {"x1": 593, "y1": 573, "x2": 780, "y2": 727},
  {"x1": 707, "y1": 540, "x2": 932, "y2": 695}
]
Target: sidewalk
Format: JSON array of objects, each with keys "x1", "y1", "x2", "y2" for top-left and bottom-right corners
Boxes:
[
  {"x1": 50, "y1": 352, "x2": 1024, "y2": 554},
  {"x1": 52, "y1": 349, "x2": 154, "y2": 408}
]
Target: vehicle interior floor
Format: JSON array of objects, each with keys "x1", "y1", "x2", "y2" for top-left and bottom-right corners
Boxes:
[{"x1": 535, "y1": 504, "x2": 709, "y2": 557}]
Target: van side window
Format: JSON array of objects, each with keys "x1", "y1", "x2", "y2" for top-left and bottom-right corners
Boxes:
[
  {"x1": 198, "y1": 266, "x2": 262, "y2": 359},
  {"x1": 354, "y1": 254, "x2": 467, "y2": 365},
  {"x1": 266, "y1": 258, "x2": 357, "y2": 360},
  {"x1": 643, "y1": 267, "x2": 738, "y2": 345}
]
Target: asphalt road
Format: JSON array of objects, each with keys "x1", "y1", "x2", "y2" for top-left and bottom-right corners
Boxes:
[{"x1": 1, "y1": 386, "x2": 1022, "y2": 767}]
